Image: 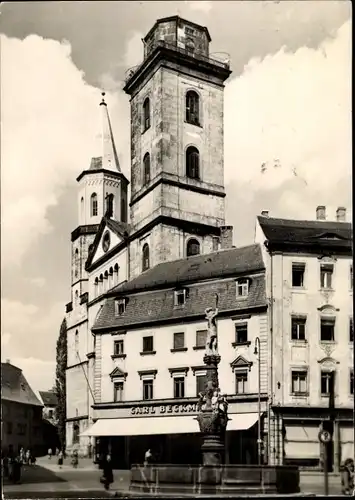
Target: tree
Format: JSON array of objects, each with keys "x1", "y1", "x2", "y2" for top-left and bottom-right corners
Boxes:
[{"x1": 55, "y1": 317, "x2": 67, "y2": 451}]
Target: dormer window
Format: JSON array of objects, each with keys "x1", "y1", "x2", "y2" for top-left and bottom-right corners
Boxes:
[
  {"x1": 174, "y1": 289, "x2": 187, "y2": 306},
  {"x1": 115, "y1": 298, "x2": 126, "y2": 316},
  {"x1": 236, "y1": 278, "x2": 249, "y2": 298}
]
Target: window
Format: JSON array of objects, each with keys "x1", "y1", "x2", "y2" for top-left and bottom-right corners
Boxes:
[
  {"x1": 196, "y1": 329, "x2": 207, "y2": 348},
  {"x1": 291, "y1": 316, "x2": 306, "y2": 341},
  {"x1": 235, "y1": 371, "x2": 248, "y2": 394},
  {"x1": 114, "y1": 382, "x2": 124, "y2": 402},
  {"x1": 186, "y1": 90, "x2": 200, "y2": 126},
  {"x1": 291, "y1": 371, "x2": 308, "y2": 394},
  {"x1": 173, "y1": 332, "x2": 185, "y2": 350},
  {"x1": 350, "y1": 370, "x2": 354, "y2": 395},
  {"x1": 321, "y1": 371, "x2": 335, "y2": 396},
  {"x1": 292, "y1": 263, "x2": 305, "y2": 287},
  {"x1": 73, "y1": 423, "x2": 80, "y2": 444},
  {"x1": 74, "y1": 248, "x2": 79, "y2": 278},
  {"x1": 80, "y1": 197, "x2": 84, "y2": 220},
  {"x1": 48, "y1": 409, "x2": 54, "y2": 419},
  {"x1": 196, "y1": 374, "x2": 207, "y2": 395},
  {"x1": 185, "y1": 37, "x2": 195, "y2": 54},
  {"x1": 212, "y1": 237, "x2": 219, "y2": 252},
  {"x1": 143, "y1": 97, "x2": 150, "y2": 132},
  {"x1": 143, "y1": 379, "x2": 153, "y2": 400},
  {"x1": 7, "y1": 422, "x2": 13, "y2": 435},
  {"x1": 186, "y1": 238, "x2": 200, "y2": 257},
  {"x1": 114, "y1": 263, "x2": 119, "y2": 284},
  {"x1": 350, "y1": 319, "x2": 354, "y2": 343},
  {"x1": 115, "y1": 299, "x2": 126, "y2": 316},
  {"x1": 320, "y1": 264, "x2": 333, "y2": 289},
  {"x1": 106, "y1": 193, "x2": 114, "y2": 216},
  {"x1": 235, "y1": 323, "x2": 248, "y2": 344},
  {"x1": 174, "y1": 289, "x2": 187, "y2": 306},
  {"x1": 75, "y1": 330, "x2": 79, "y2": 351},
  {"x1": 236, "y1": 279, "x2": 249, "y2": 297},
  {"x1": 186, "y1": 146, "x2": 200, "y2": 179},
  {"x1": 114, "y1": 340, "x2": 124, "y2": 356},
  {"x1": 17, "y1": 423, "x2": 27, "y2": 435},
  {"x1": 143, "y1": 153, "x2": 150, "y2": 185},
  {"x1": 174, "y1": 377, "x2": 185, "y2": 398},
  {"x1": 143, "y1": 336, "x2": 154, "y2": 353},
  {"x1": 142, "y1": 243, "x2": 150, "y2": 271},
  {"x1": 320, "y1": 317, "x2": 335, "y2": 342},
  {"x1": 91, "y1": 193, "x2": 98, "y2": 217}
]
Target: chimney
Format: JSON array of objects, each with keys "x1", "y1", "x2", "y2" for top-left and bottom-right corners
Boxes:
[
  {"x1": 261, "y1": 210, "x2": 269, "y2": 217},
  {"x1": 316, "y1": 205, "x2": 326, "y2": 220},
  {"x1": 220, "y1": 226, "x2": 233, "y2": 249},
  {"x1": 336, "y1": 207, "x2": 346, "y2": 222}
]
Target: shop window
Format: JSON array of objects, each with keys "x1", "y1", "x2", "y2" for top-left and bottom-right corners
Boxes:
[
  {"x1": 91, "y1": 193, "x2": 98, "y2": 217},
  {"x1": 173, "y1": 332, "x2": 185, "y2": 350},
  {"x1": 114, "y1": 340, "x2": 124, "y2": 356},
  {"x1": 174, "y1": 377, "x2": 185, "y2": 398},
  {"x1": 115, "y1": 298, "x2": 126, "y2": 316},
  {"x1": 235, "y1": 323, "x2": 248, "y2": 344},
  {"x1": 320, "y1": 264, "x2": 333, "y2": 289},
  {"x1": 143, "y1": 153, "x2": 151, "y2": 186},
  {"x1": 350, "y1": 371, "x2": 354, "y2": 395},
  {"x1": 321, "y1": 371, "x2": 335, "y2": 396},
  {"x1": 186, "y1": 238, "x2": 200, "y2": 257},
  {"x1": 174, "y1": 289, "x2": 187, "y2": 306},
  {"x1": 235, "y1": 371, "x2": 248, "y2": 394},
  {"x1": 143, "y1": 336, "x2": 154, "y2": 353},
  {"x1": 186, "y1": 146, "x2": 200, "y2": 179},
  {"x1": 350, "y1": 318, "x2": 353, "y2": 343},
  {"x1": 142, "y1": 243, "x2": 150, "y2": 271},
  {"x1": 73, "y1": 422, "x2": 80, "y2": 444},
  {"x1": 291, "y1": 316, "x2": 306, "y2": 341},
  {"x1": 114, "y1": 382, "x2": 124, "y2": 402},
  {"x1": 186, "y1": 90, "x2": 200, "y2": 126},
  {"x1": 143, "y1": 379, "x2": 154, "y2": 400},
  {"x1": 143, "y1": 97, "x2": 150, "y2": 132},
  {"x1": 291, "y1": 370, "x2": 308, "y2": 394},
  {"x1": 195, "y1": 330, "x2": 207, "y2": 348},
  {"x1": 320, "y1": 317, "x2": 335, "y2": 342},
  {"x1": 292, "y1": 263, "x2": 305, "y2": 287},
  {"x1": 196, "y1": 374, "x2": 207, "y2": 395},
  {"x1": 236, "y1": 278, "x2": 249, "y2": 297}
]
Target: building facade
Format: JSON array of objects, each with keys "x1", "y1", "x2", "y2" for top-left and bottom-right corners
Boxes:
[
  {"x1": 1, "y1": 362, "x2": 45, "y2": 456},
  {"x1": 255, "y1": 206, "x2": 353, "y2": 471}
]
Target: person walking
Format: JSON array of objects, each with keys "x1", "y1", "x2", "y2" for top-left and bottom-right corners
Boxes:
[
  {"x1": 341, "y1": 458, "x2": 354, "y2": 495},
  {"x1": 101, "y1": 454, "x2": 114, "y2": 491},
  {"x1": 58, "y1": 450, "x2": 64, "y2": 468},
  {"x1": 25, "y1": 449, "x2": 31, "y2": 465},
  {"x1": 71, "y1": 449, "x2": 79, "y2": 469},
  {"x1": 48, "y1": 448, "x2": 53, "y2": 460},
  {"x1": 144, "y1": 448, "x2": 152, "y2": 467}
]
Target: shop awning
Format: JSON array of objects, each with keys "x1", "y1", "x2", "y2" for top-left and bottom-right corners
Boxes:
[{"x1": 81, "y1": 412, "x2": 259, "y2": 437}]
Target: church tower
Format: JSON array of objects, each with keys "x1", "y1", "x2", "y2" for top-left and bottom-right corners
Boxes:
[
  {"x1": 123, "y1": 16, "x2": 231, "y2": 278},
  {"x1": 71, "y1": 93, "x2": 129, "y2": 305}
]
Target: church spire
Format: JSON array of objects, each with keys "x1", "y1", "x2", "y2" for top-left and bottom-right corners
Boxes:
[{"x1": 98, "y1": 92, "x2": 121, "y2": 173}]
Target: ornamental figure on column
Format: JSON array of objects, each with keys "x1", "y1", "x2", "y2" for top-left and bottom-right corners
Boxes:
[{"x1": 205, "y1": 294, "x2": 219, "y2": 356}]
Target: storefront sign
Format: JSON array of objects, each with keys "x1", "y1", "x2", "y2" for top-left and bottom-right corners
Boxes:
[{"x1": 130, "y1": 403, "x2": 198, "y2": 416}]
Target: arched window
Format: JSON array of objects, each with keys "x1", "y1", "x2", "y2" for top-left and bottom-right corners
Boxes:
[
  {"x1": 186, "y1": 238, "x2": 200, "y2": 257},
  {"x1": 91, "y1": 193, "x2": 98, "y2": 217},
  {"x1": 73, "y1": 423, "x2": 80, "y2": 444},
  {"x1": 80, "y1": 197, "x2": 84, "y2": 221},
  {"x1": 114, "y1": 263, "x2": 119, "y2": 284},
  {"x1": 74, "y1": 330, "x2": 79, "y2": 351},
  {"x1": 143, "y1": 97, "x2": 150, "y2": 132},
  {"x1": 94, "y1": 277, "x2": 99, "y2": 298},
  {"x1": 99, "y1": 274, "x2": 103, "y2": 295},
  {"x1": 143, "y1": 153, "x2": 151, "y2": 186},
  {"x1": 186, "y1": 146, "x2": 200, "y2": 179},
  {"x1": 106, "y1": 194, "x2": 114, "y2": 217},
  {"x1": 74, "y1": 249, "x2": 79, "y2": 278},
  {"x1": 75, "y1": 290, "x2": 79, "y2": 304},
  {"x1": 142, "y1": 243, "x2": 150, "y2": 271},
  {"x1": 104, "y1": 270, "x2": 109, "y2": 292},
  {"x1": 186, "y1": 91, "x2": 200, "y2": 125},
  {"x1": 109, "y1": 267, "x2": 114, "y2": 289}
]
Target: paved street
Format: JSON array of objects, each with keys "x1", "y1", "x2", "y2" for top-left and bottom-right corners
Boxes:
[{"x1": 2, "y1": 457, "x2": 345, "y2": 498}]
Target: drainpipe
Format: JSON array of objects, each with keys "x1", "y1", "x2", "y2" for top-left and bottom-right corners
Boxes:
[{"x1": 267, "y1": 246, "x2": 274, "y2": 465}]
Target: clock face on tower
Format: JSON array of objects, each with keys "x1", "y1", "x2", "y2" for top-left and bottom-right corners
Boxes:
[{"x1": 102, "y1": 231, "x2": 111, "y2": 253}]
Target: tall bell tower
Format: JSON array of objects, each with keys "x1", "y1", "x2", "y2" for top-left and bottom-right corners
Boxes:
[{"x1": 124, "y1": 16, "x2": 231, "y2": 279}]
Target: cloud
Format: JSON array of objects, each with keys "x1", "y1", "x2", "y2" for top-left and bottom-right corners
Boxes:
[
  {"x1": 1, "y1": 34, "x2": 129, "y2": 270},
  {"x1": 224, "y1": 20, "x2": 351, "y2": 224},
  {"x1": 187, "y1": 1, "x2": 213, "y2": 14},
  {"x1": 30, "y1": 277, "x2": 46, "y2": 287}
]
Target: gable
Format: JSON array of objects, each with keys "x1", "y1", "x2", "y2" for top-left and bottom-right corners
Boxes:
[
  {"x1": 109, "y1": 367, "x2": 127, "y2": 379},
  {"x1": 230, "y1": 355, "x2": 253, "y2": 371},
  {"x1": 92, "y1": 227, "x2": 124, "y2": 265}
]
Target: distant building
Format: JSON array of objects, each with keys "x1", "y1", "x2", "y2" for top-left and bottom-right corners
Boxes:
[
  {"x1": 255, "y1": 206, "x2": 353, "y2": 472},
  {"x1": 1, "y1": 361, "x2": 44, "y2": 456},
  {"x1": 38, "y1": 390, "x2": 58, "y2": 425}
]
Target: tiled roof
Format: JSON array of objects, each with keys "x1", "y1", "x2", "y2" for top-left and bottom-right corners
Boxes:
[
  {"x1": 258, "y1": 216, "x2": 352, "y2": 251},
  {"x1": 1, "y1": 363, "x2": 43, "y2": 407},
  {"x1": 108, "y1": 244, "x2": 264, "y2": 295},
  {"x1": 93, "y1": 273, "x2": 266, "y2": 331},
  {"x1": 39, "y1": 390, "x2": 58, "y2": 407}
]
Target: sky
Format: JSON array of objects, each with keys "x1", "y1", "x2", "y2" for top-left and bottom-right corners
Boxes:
[{"x1": 0, "y1": 1, "x2": 352, "y2": 391}]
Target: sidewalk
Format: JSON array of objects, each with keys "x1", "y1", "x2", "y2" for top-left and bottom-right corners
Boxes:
[{"x1": 36, "y1": 455, "x2": 98, "y2": 471}]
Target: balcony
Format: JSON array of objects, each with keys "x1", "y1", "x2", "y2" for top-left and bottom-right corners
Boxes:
[{"x1": 125, "y1": 40, "x2": 230, "y2": 84}]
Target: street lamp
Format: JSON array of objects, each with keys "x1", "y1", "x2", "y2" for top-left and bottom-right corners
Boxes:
[{"x1": 254, "y1": 337, "x2": 262, "y2": 466}]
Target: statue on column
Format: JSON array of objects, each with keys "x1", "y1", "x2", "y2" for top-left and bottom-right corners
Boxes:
[{"x1": 205, "y1": 294, "x2": 219, "y2": 356}]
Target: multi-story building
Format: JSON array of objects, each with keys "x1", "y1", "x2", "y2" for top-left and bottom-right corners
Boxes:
[
  {"x1": 255, "y1": 206, "x2": 353, "y2": 472},
  {"x1": 1, "y1": 361, "x2": 44, "y2": 456},
  {"x1": 38, "y1": 390, "x2": 58, "y2": 425}
]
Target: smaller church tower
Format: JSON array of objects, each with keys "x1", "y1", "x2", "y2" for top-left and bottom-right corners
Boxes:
[{"x1": 71, "y1": 93, "x2": 129, "y2": 303}]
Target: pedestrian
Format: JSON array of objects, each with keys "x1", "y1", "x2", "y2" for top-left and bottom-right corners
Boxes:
[
  {"x1": 12, "y1": 455, "x2": 22, "y2": 484},
  {"x1": 101, "y1": 454, "x2": 114, "y2": 491},
  {"x1": 144, "y1": 448, "x2": 152, "y2": 467},
  {"x1": 48, "y1": 447, "x2": 53, "y2": 460},
  {"x1": 30, "y1": 451, "x2": 36, "y2": 465},
  {"x1": 25, "y1": 449, "x2": 31, "y2": 465},
  {"x1": 341, "y1": 458, "x2": 354, "y2": 495},
  {"x1": 71, "y1": 449, "x2": 79, "y2": 469},
  {"x1": 3, "y1": 455, "x2": 9, "y2": 479},
  {"x1": 58, "y1": 450, "x2": 64, "y2": 468},
  {"x1": 19, "y1": 447, "x2": 25, "y2": 464}
]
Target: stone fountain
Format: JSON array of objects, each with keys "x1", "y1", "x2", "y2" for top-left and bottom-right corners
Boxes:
[{"x1": 128, "y1": 295, "x2": 301, "y2": 497}]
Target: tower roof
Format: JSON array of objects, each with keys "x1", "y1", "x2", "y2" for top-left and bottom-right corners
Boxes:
[{"x1": 97, "y1": 92, "x2": 121, "y2": 173}]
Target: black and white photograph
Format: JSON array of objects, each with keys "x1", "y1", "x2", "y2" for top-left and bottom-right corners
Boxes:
[{"x1": 1, "y1": 0, "x2": 353, "y2": 498}]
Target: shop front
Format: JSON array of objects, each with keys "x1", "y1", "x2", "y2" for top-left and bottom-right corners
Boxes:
[{"x1": 82, "y1": 399, "x2": 266, "y2": 469}]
